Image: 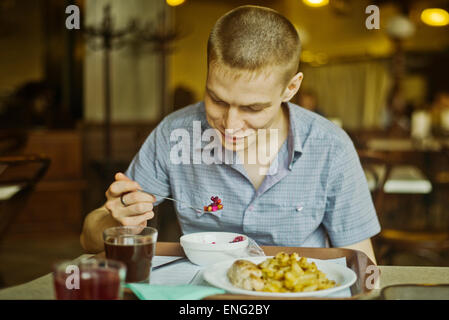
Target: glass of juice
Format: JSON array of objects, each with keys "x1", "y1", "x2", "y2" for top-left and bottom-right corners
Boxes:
[
  {"x1": 53, "y1": 258, "x2": 126, "y2": 300},
  {"x1": 103, "y1": 226, "x2": 158, "y2": 283}
]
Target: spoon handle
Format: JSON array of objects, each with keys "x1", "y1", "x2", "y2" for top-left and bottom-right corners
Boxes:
[{"x1": 138, "y1": 190, "x2": 203, "y2": 213}]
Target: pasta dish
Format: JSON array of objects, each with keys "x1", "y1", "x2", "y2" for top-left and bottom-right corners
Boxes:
[{"x1": 227, "y1": 252, "x2": 337, "y2": 293}]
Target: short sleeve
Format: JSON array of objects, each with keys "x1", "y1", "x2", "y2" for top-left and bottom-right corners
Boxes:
[
  {"x1": 125, "y1": 119, "x2": 171, "y2": 206},
  {"x1": 322, "y1": 141, "x2": 381, "y2": 247}
]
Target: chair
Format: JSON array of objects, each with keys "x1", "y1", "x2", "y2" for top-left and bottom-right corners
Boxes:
[
  {"x1": 358, "y1": 149, "x2": 449, "y2": 266},
  {"x1": 0, "y1": 155, "x2": 51, "y2": 240},
  {"x1": 0, "y1": 130, "x2": 28, "y2": 155},
  {"x1": 0, "y1": 155, "x2": 50, "y2": 287}
]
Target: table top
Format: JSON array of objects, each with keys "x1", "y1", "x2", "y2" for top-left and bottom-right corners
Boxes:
[
  {"x1": 367, "y1": 137, "x2": 449, "y2": 152},
  {"x1": 1, "y1": 242, "x2": 449, "y2": 300}
]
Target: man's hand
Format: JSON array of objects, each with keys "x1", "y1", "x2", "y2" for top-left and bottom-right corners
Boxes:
[{"x1": 104, "y1": 172, "x2": 156, "y2": 226}]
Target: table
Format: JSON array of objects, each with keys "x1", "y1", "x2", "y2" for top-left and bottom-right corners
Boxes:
[
  {"x1": 366, "y1": 137, "x2": 449, "y2": 153},
  {"x1": 363, "y1": 138, "x2": 449, "y2": 230},
  {"x1": 1, "y1": 242, "x2": 448, "y2": 300}
]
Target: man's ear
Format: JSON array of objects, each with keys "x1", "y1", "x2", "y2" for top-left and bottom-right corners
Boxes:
[{"x1": 282, "y1": 72, "x2": 303, "y2": 102}]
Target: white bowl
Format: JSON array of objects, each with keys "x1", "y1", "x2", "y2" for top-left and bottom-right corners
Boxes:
[{"x1": 180, "y1": 232, "x2": 249, "y2": 266}]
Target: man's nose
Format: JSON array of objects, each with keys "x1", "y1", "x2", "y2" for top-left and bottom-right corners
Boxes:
[{"x1": 224, "y1": 106, "x2": 243, "y2": 132}]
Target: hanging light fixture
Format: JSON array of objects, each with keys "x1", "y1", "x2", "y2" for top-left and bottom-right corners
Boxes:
[
  {"x1": 421, "y1": 8, "x2": 449, "y2": 27},
  {"x1": 386, "y1": 15, "x2": 416, "y2": 39},
  {"x1": 302, "y1": 0, "x2": 329, "y2": 8},
  {"x1": 166, "y1": 0, "x2": 185, "y2": 7}
]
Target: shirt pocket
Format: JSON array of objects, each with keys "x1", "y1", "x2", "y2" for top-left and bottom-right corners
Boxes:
[{"x1": 268, "y1": 200, "x2": 326, "y2": 246}]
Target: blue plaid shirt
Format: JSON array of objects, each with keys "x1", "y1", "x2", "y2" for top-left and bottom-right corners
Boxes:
[{"x1": 126, "y1": 102, "x2": 381, "y2": 247}]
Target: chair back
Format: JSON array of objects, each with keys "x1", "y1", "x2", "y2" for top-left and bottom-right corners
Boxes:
[{"x1": 0, "y1": 155, "x2": 50, "y2": 240}]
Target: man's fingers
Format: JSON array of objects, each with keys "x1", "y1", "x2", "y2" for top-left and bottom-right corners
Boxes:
[
  {"x1": 106, "y1": 198, "x2": 154, "y2": 223},
  {"x1": 121, "y1": 191, "x2": 156, "y2": 205},
  {"x1": 121, "y1": 212, "x2": 154, "y2": 226},
  {"x1": 126, "y1": 202, "x2": 154, "y2": 215},
  {"x1": 106, "y1": 180, "x2": 140, "y2": 198},
  {"x1": 115, "y1": 172, "x2": 132, "y2": 182},
  {"x1": 106, "y1": 198, "x2": 153, "y2": 215}
]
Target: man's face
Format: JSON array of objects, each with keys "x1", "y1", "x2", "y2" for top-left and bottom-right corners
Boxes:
[{"x1": 204, "y1": 65, "x2": 287, "y2": 152}]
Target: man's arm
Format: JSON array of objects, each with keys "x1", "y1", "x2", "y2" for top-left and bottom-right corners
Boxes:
[
  {"x1": 341, "y1": 238, "x2": 377, "y2": 265},
  {"x1": 80, "y1": 206, "x2": 120, "y2": 254},
  {"x1": 323, "y1": 135, "x2": 381, "y2": 260},
  {"x1": 80, "y1": 173, "x2": 156, "y2": 253}
]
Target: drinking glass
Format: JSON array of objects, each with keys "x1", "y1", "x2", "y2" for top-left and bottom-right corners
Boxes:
[
  {"x1": 103, "y1": 226, "x2": 158, "y2": 283},
  {"x1": 53, "y1": 258, "x2": 126, "y2": 300}
]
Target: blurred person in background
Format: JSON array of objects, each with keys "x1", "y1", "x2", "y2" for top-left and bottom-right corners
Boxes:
[
  {"x1": 430, "y1": 89, "x2": 449, "y2": 132},
  {"x1": 297, "y1": 89, "x2": 325, "y2": 117},
  {"x1": 0, "y1": 81, "x2": 58, "y2": 129},
  {"x1": 173, "y1": 85, "x2": 196, "y2": 111},
  {"x1": 381, "y1": 84, "x2": 415, "y2": 136}
]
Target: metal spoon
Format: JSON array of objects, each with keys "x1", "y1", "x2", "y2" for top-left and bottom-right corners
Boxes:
[{"x1": 138, "y1": 190, "x2": 203, "y2": 213}]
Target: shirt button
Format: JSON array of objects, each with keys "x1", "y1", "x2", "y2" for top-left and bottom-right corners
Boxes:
[
  {"x1": 296, "y1": 206, "x2": 303, "y2": 212},
  {"x1": 249, "y1": 205, "x2": 254, "y2": 211}
]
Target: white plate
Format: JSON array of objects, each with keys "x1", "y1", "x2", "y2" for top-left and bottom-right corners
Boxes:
[{"x1": 203, "y1": 256, "x2": 357, "y2": 297}]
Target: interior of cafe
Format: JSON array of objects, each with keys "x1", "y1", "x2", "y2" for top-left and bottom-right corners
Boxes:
[{"x1": 0, "y1": 0, "x2": 448, "y2": 290}]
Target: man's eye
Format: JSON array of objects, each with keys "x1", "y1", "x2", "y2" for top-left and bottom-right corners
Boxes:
[
  {"x1": 243, "y1": 106, "x2": 263, "y2": 112},
  {"x1": 213, "y1": 98, "x2": 227, "y2": 106}
]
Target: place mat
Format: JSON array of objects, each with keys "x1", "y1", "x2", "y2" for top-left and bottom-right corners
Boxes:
[{"x1": 147, "y1": 255, "x2": 351, "y2": 298}]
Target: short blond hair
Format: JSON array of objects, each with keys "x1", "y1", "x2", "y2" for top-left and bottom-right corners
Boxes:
[{"x1": 207, "y1": 5, "x2": 301, "y2": 87}]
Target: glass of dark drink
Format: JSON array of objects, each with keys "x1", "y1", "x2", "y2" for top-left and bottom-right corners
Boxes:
[
  {"x1": 53, "y1": 258, "x2": 126, "y2": 300},
  {"x1": 103, "y1": 226, "x2": 158, "y2": 283}
]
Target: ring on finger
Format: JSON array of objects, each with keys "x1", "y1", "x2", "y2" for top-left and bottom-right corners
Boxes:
[{"x1": 120, "y1": 194, "x2": 128, "y2": 207}]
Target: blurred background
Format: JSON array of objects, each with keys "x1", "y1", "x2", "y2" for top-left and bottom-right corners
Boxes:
[{"x1": 0, "y1": 0, "x2": 449, "y2": 288}]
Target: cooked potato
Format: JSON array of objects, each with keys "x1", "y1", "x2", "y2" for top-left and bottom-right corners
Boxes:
[
  {"x1": 228, "y1": 252, "x2": 337, "y2": 293},
  {"x1": 256, "y1": 252, "x2": 337, "y2": 293}
]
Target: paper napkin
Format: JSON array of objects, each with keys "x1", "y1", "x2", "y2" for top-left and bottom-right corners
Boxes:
[{"x1": 126, "y1": 283, "x2": 225, "y2": 300}]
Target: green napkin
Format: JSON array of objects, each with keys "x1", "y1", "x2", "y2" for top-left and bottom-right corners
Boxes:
[{"x1": 126, "y1": 283, "x2": 226, "y2": 300}]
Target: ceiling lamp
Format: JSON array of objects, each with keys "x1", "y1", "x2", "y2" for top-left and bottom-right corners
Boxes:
[
  {"x1": 302, "y1": 0, "x2": 329, "y2": 8},
  {"x1": 166, "y1": 0, "x2": 185, "y2": 7},
  {"x1": 421, "y1": 8, "x2": 449, "y2": 27},
  {"x1": 386, "y1": 15, "x2": 416, "y2": 39}
]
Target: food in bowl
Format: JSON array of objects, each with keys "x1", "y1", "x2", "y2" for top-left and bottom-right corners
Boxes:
[
  {"x1": 230, "y1": 236, "x2": 245, "y2": 243},
  {"x1": 180, "y1": 232, "x2": 249, "y2": 266},
  {"x1": 227, "y1": 252, "x2": 337, "y2": 293},
  {"x1": 211, "y1": 236, "x2": 245, "y2": 244}
]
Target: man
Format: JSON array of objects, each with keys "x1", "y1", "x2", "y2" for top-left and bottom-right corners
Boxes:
[
  {"x1": 80, "y1": 6, "x2": 380, "y2": 263},
  {"x1": 297, "y1": 89, "x2": 325, "y2": 117}
]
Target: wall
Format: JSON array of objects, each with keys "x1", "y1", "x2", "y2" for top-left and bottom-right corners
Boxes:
[
  {"x1": 83, "y1": 0, "x2": 167, "y2": 122},
  {"x1": 0, "y1": 0, "x2": 45, "y2": 95}
]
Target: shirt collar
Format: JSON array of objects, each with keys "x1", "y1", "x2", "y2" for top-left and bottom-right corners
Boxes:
[{"x1": 285, "y1": 102, "x2": 303, "y2": 170}]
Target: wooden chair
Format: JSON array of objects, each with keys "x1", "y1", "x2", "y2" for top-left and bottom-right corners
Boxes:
[
  {"x1": 358, "y1": 149, "x2": 449, "y2": 266},
  {"x1": 0, "y1": 130, "x2": 27, "y2": 155},
  {"x1": 0, "y1": 155, "x2": 51, "y2": 240},
  {"x1": 0, "y1": 155, "x2": 51, "y2": 288}
]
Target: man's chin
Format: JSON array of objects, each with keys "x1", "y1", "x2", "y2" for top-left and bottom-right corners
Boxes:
[{"x1": 222, "y1": 143, "x2": 246, "y2": 152}]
